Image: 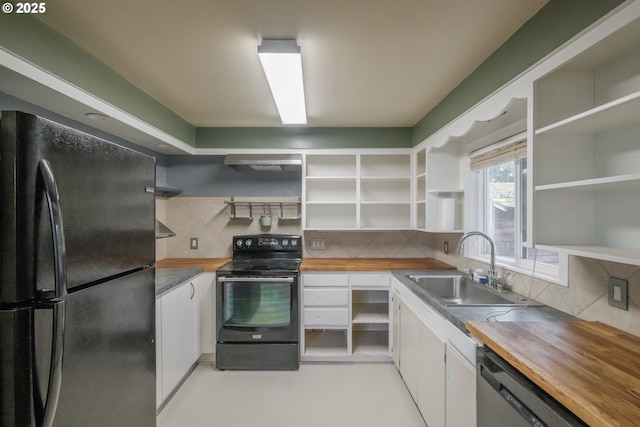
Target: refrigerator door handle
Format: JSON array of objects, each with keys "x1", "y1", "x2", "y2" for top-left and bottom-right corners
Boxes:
[
  {"x1": 38, "y1": 159, "x2": 68, "y2": 300},
  {"x1": 38, "y1": 300, "x2": 66, "y2": 427}
]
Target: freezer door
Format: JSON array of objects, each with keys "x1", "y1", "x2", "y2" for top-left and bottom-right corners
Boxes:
[
  {"x1": 0, "y1": 111, "x2": 155, "y2": 300},
  {"x1": 51, "y1": 268, "x2": 156, "y2": 427}
]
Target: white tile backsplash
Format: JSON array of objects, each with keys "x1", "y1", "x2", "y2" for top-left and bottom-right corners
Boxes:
[{"x1": 158, "y1": 197, "x2": 640, "y2": 337}]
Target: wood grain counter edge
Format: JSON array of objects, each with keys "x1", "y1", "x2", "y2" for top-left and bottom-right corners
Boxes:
[
  {"x1": 300, "y1": 258, "x2": 455, "y2": 272},
  {"x1": 156, "y1": 258, "x2": 230, "y2": 272},
  {"x1": 157, "y1": 258, "x2": 455, "y2": 272}
]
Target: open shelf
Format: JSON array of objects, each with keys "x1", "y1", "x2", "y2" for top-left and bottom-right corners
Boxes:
[
  {"x1": 535, "y1": 173, "x2": 640, "y2": 191},
  {"x1": 531, "y1": 17, "x2": 640, "y2": 263},
  {"x1": 352, "y1": 327, "x2": 389, "y2": 355},
  {"x1": 536, "y1": 91, "x2": 640, "y2": 136},
  {"x1": 304, "y1": 329, "x2": 349, "y2": 357},
  {"x1": 352, "y1": 303, "x2": 389, "y2": 324},
  {"x1": 304, "y1": 153, "x2": 411, "y2": 230}
]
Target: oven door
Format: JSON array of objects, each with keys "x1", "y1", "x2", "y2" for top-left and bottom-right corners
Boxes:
[{"x1": 216, "y1": 275, "x2": 298, "y2": 343}]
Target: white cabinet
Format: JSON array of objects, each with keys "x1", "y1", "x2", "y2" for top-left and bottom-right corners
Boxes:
[
  {"x1": 415, "y1": 145, "x2": 464, "y2": 232},
  {"x1": 301, "y1": 273, "x2": 350, "y2": 358},
  {"x1": 417, "y1": 316, "x2": 446, "y2": 427},
  {"x1": 158, "y1": 275, "x2": 201, "y2": 403},
  {"x1": 301, "y1": 272, "x2": 391, "y2": 361},
  {"x1": 399, "y1": 300, "x2": 420, "y2": 400},
  {"x1": 155, "y1": 298, "x2": 162, "y2": 409},
  {"x1": 531, "y1": 16, "x2": 640, "y2": 265},
  {"x1": 304, "y1": 155, "x2": 358, "y2": 229},
  {"x1": 198, "y1": 273, "x2": 216, "y2": 357},
  {"x1": 445, "y1": 345, "x2": 476, "y2": 427},
  {"x1": 392, "y1": 275, "x2": 477, "y2": 427},
  {"x1": 399, "y1": 299, "x2": 446, "y2": 427},
  {"x1": 392, "y1": 289, "x2": 401, "y2": 369},
  {"x1": 303, "y1": 153, "x2": 411, "y2": 230}
]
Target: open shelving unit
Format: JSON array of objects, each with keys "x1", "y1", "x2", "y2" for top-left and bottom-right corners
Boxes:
[
  {"x1": 531, "y1": 16, "x2": 640, "y2": 265},
  {"x1": 301, "y1": 273, "x2": 391, "y2": 362},
  {"x1": 414, "y1": 144, "x2": 465, "y2": 232},
  {"x1": 303, "y1": 153, "x2": 411, "y2": 230}
]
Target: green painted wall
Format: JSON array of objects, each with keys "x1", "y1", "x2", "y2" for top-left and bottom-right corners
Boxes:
[
  {"x1": 411, "y1": 0, "x2": 626, "y2": 145},
  {"x1": 196, "y1": 127, "x2": 412, "y2": 149},
  {"x1": 0, "y1": 1, "x2": 627, "y2": 150},
  {"x1": 0, "y1": 13, "x2": 196, "y2": 146}
]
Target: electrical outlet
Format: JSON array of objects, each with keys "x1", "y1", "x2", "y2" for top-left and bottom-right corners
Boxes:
[
  {"x1": 608, "y1": 277, "x2": 628, "y2": 310},
  {"x1": 310, "y1": 238, "x2": 326, "y2": 250},
  {"x1": 190, "y1": 237, "x2": 198, "y2": 250}
]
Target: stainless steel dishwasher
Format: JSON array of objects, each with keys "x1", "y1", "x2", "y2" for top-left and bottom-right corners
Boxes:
[{"x1": 476, "y1": 347, "x2": 588, "y2": 427}]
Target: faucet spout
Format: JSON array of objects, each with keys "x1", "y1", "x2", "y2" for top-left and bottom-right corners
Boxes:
[{"x1": 457, "y1": 231, "x2": 498, "y2": 288}]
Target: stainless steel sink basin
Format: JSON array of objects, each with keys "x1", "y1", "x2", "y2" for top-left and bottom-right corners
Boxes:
[{"x1": 407, "y1": 274, "x2": 537, "y2": 306}]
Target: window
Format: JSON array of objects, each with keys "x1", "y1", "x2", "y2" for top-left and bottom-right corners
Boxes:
[{"x1": 469, "y1": 136, "x2": 567, "y2": 284}]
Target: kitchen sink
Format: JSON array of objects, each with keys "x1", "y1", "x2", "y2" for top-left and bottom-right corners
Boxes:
[{"x1": 407, "y1": 273, "x2": 538, "y2": 306}]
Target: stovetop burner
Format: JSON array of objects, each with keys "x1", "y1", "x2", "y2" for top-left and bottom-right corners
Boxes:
[{"x1": 217, "y1": 234, "x2": 303, "y2": 275}]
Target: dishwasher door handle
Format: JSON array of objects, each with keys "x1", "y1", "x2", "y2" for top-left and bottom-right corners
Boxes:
[{"x1": 480, "y1": 364, "x2": 547, "y2": 427}]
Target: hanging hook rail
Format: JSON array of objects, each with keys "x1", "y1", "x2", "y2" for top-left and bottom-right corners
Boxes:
[{"x1": 225, "y1": 197, "x2": 301, "y2": 220}]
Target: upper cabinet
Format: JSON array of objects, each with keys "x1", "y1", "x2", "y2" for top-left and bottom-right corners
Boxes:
[
  {"x1": 415, "y1": 144, "x2": 465, "y2": 232},
  {"x1": 303, "y1": 153, "x2": 411, "y2": 230},
  {"x1": 531, "y1": 16, "x2": 640, "y2": 265}
]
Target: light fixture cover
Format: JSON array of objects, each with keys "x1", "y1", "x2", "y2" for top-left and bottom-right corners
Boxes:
[{"x1": 258, "y1": 39, "x2": 307, "y2": 125}]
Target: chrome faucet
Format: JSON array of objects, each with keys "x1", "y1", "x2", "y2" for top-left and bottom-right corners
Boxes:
[{"x1": 457, "y1": 231, "x2": 498, "y2": 289}]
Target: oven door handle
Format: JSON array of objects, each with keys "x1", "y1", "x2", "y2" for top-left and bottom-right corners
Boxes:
[{"x1": 218, "y1": 277, "x2": 295, "y2": 283}]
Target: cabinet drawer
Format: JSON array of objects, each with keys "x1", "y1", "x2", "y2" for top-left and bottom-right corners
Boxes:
[
  {"x1": 304, "y1": 289, "x2": 349, "y2": 306},
  {"x1": 350, "y1": 273, "x2": 390, "y2": 288},
  {"x1": 304, "y1": 308, "x2": 349, "y2": 326},
  {"x1": 303, "y1": 274, "x2": 349, "y2": 287}
]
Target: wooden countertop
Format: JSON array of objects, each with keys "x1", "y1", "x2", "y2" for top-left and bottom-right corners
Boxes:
[
  {"x1": 300, "y1": 258, "x2": 455, "y2": 272},
  {"x1": 157, "y1": 258, "x2": 454, "y2": 273},
  {"x1": 466, "y1": 321, "x2": 640, "y2": 427},
  {"x1": 156, "y1": 258, "x2": 230, "y2": 272}
]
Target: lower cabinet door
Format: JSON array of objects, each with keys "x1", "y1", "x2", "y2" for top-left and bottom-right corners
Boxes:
[
  {"x1": 445, "y1": 345, "x2": 477, "y2": 427},
  {"x1": 161, "y1": 281, "x2": 197, "y2": 400},
  {"x1": 417, "y1": 317, "x2": 446, "y2": 427}
]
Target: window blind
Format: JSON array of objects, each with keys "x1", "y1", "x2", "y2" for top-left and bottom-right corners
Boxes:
[{"x1": 469, "y1": 139, "x2": 527, "y2": 171}]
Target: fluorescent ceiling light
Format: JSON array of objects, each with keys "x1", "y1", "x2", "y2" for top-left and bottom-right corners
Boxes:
[{"x1": 258, "y1": 39, "x2": 307, "y2": 125}]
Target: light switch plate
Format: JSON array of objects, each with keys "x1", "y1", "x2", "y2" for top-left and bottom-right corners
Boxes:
[
  {"x1": 190, "y1": 237, "x2": 198, "y2": 250},
  {"x1": 608, "y1": 277, "x2": 628, "y2": 310}
]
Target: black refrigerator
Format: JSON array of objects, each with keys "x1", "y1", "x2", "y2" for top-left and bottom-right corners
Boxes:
[{"x1": 0, "y1": 111, "x2": 157, "y2": 426}]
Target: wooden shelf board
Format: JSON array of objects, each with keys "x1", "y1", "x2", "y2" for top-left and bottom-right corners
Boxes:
[{"x1": 352, "y1": 302, "x2": 389, "y2": 324}]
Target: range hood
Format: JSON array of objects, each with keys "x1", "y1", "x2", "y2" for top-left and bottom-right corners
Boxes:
[{"x1": 224, "y1": 154, "x2": 302, "y2": 172}]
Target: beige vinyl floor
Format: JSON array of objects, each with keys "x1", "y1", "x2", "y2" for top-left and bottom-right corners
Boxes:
[{"x1": 157, "y1": 362, "x2": 426, "y2": 427}]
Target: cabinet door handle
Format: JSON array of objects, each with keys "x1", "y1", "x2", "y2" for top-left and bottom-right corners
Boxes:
[{"x1": 190, "y1": 282, "x2": 195, "y2": 299}]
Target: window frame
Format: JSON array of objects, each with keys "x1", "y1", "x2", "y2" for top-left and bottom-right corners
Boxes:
[{"x1": 466, "y1": 135, "x2": 568, "y2": 286}]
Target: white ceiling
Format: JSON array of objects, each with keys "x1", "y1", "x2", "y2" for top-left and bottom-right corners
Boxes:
[{"x1": 35, "y1": 0, "x2": 548, "y2": 128}]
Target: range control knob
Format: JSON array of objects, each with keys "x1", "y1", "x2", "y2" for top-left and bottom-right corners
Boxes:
[
  {"x1": 235, "y1": 239, "x2": 244, "y2": 248},
  {"x1": 245, "y1": 239, "x2": 253, "y2": 247},
  {"x1": 291, "y1": 239, "x2": 299, "y2": 246},
  {"x1": 282, "y1": 239, "x2": 289, "y2": 246}
]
